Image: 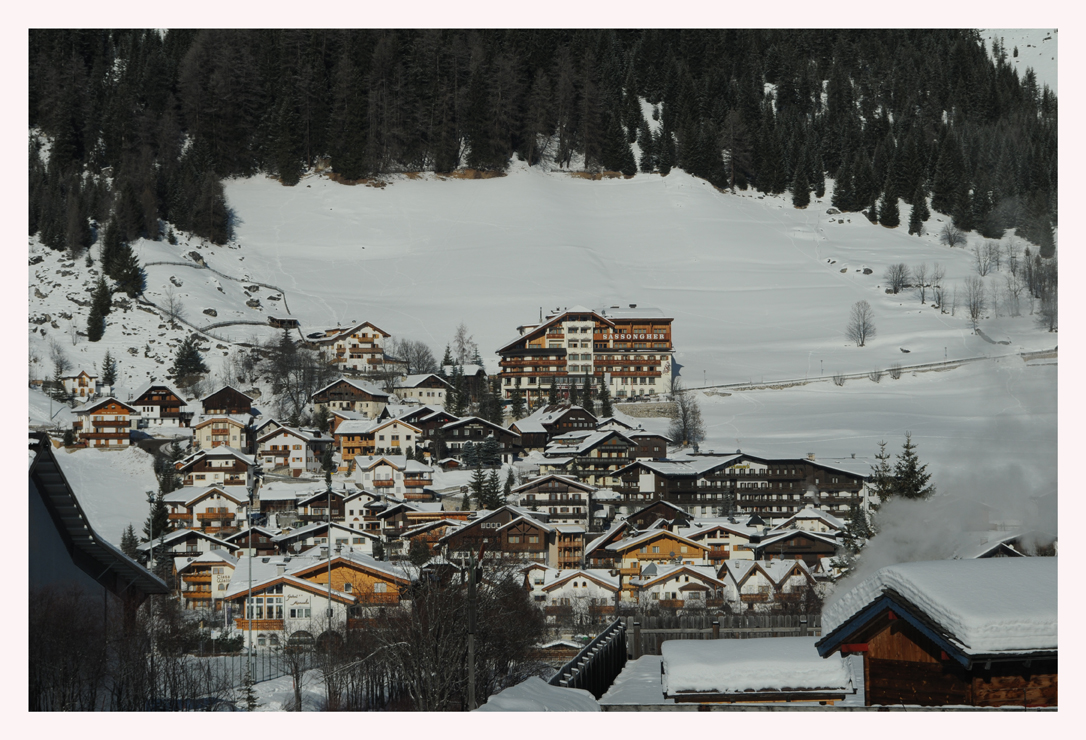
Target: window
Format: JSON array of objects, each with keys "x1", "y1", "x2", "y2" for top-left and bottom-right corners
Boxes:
[
  {"x1": 374, "y1": 583, "x2": 387, "y2": 593},
  {"x1": 528, "y1": 535, "x2": 539, "y2": 544},
  {"x1": 218, "y1": 584, "x2": 226, "y2": 590},
  {"x1": 652, "y1": 546, "x2": 659, "y2": 553},
  {"x1": 344, "y1": 583, "x2": 353, "y2": 593}
]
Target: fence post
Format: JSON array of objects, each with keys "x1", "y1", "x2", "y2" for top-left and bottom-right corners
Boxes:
[
  {"x1": 712, "y1": 620, "x2": 720, "y2": 639},
  {"x1": 632, "y1": 621, "x2": 641, "y2": 660}
]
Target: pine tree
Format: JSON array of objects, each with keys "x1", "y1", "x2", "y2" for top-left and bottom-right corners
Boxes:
[
  {"x1": 868, "y1": 441, "x2": 894, "y2": 511},
  {"x1": 791, "y1": 160, "x2": 810, "y2": 208},
  {"x1": 372, "y1": 538, "x2": 385, "y2": 560},
  {"x1": 831, "y1": 156, "x2": 853, "y2": 211},
  {"x1": 598, "y1": 383, "x2": 614, "y2": 418},
  {"x1": 908, "y1": 201, "x2": 923, "y2": 235},
  {"x1": 547, "y1": 381, "x2": 558, "y2": 405},
  {"x1": 878, "y1": 184, "x2": 900, "y2": 228},
  {"x1": 169, "y1": 335, "x2": 209, "y2": 384},
  {"x1": 469, "y1": 464, "x2": 487, "y2": 509},
  {"x1": 101, "y1": 351, "x2": 117, "y2": 389},
  {"x1": 568, "y1": 381, "x2": 578, "y2": 407},
  {"x1": 142, "y1": 491, "x2": 171, "y2": 543},
  {"x1": 893, "y1": 432, "x2": 935, "y2": 500},
  {"x1": 408, "y1": 538, "x2": 431, "y2": 566},
  {"x1": 503, "y1": 468, "x2": 515, "y2": 501},
  {"x1": 461, "y1": 441, "x2": 478, "y2": 468},
  {"x1": 581, "y1": 376, "x2": 594, "y2": 415},
  {"x1": 484, "y1": 469, "x2": 503, "y2": 509},
  {"x1": 87, "y1": 277, "x2": 111, "y2": 342},
  {"x1": 120, "y1": 523, "x2": 140, "y2": 559},
  {"x1": 439, "y1": 346, "x2": 453, "y2": 376},
  {"x1": 637, "y1": 118, "x2": 655, "y2": 172},
  {"x1": 510, "y1": 388, "x2": 525, "y2": 420},
  {"x1": 449, "y1": 365, "x2": 466, "y2": 416}
]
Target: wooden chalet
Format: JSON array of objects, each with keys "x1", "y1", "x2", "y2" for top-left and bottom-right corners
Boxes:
[
  {"x1": 222, "y1": 526, "x2": 279, "y2": 557},
  {"x1": 201, "y1": 385, "x2": 254, "y2": 416},
  {"x1": 676, "y1": 521, "x2": 758, "y2": 563},
  {"x1": 257, "y1": 426, "x2": 334, "y2": 477},
  {"x1": 751, "y1": 528, "x2": 840, "y2": 567},
  {"x1": 604, "y1": 529, "x2": 710, "y2": 599},
  {"x1": 327, "y1": 408, "x2": 366, "y2": 435},
  {"x1": 175, "y1": 551, "x2": 237, "y2": 611},
  {"x1": 131, "y1": 382, "x2": 193, "y2": 429},
  {"x1": 310, "y1": 321, "x2": 393, "y2": 375},
  {"x1": 511, "y1": 474, "x2": 595, "y2": 524},
  {"x1": 193, "y1": 414, "x2": 252, "y2": 450},
  {"x1": 442, "y1": 363, "x2": 488, "y2": 403},
  {"x1": 628, "y1": 431, "x2": 672, "y2": 459},
  {"x1": 335, "y1": 418, "x2": 423, "y2": 466},
  {"x1": 510, "y1": 404, "x2": 599, "y2": 450},
  {"x1": 293, "y1": 489, "x2": 346, "y2": 525},
  {"x1": 73, "y1": 397, "x2": 139, "y2": 447},
  {"x1": 289, "y1": 552, "x2": 412, "y2": 611},
  {"x1": 633, "y1": 563, "x2": 726, "y2": 609},
  {"x1": 310, "y1": 377, "x2": 391, "y2": 418},
  {"x1": 440, "y1": 417, "x2": 522, "y2": 462},
  {"x1": 163, "y1": 485, "x2": 249, "y2": 534},
  {"x1": 439, "y1": 506, "x2": 558, "y2": 566},
  {"x1": 268, "y1": 315, "x2": 300, "y2": 329},
  {"x1": 816, "y1": 558, "x2": 1057, "y2": 707},
  {"x1": 582, "y1": 521, "x2": 632, "y2": 568},
  {"x1": 539, "y1": 430, "x2": 636, "y2": 488},
  {"x1": 175, "y1": 447, "x2": 255, "y2": 487},
  {"x1": 395, "y1": 374, "x2": 452, "y2": 407},
  {"x1": 625, "y1": 500, "x2": 693, "y2": 530}
]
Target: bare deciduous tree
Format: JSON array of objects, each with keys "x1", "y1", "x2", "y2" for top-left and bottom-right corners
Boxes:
[
  {"x1": 1037, "y1": 286, "x2": 1057, "y2": 331},
  {"x1": 164, "y1": 285, "x2": 186, "y2": 330},
  {"x1": 387, "y1": 337, "x2": 438, "y2": 375},
  {"x1": 846, "y1": 300, "x2": 876, "y2": 347},
  {"x1": 913, "y1": 263, "x2": 928, "y2": 303},
  {"x1": 1005, "y1": 240, "x2": 1021, "y2": 277},
  {"x1": 940, "y1": 223, "x2": 966, "y2": 247},
  {"x1": 973, "y1": 243, "x2": 993, "y2": 276},
  {"x1": 964, "y1": 276, "x2": 986, "y2": 330},
  {"x1": 451, "y1": 323, "x2": 479, "y2": 366},
  {"x1": 1004, "y1": 273, "x2": 1024, "y2": 317},
  {"x1": 668, "y1": 377, "x2": 706, "y2": 449},
  {"x1": 883, "y1": 263, "x2": 910, "y2": 294}
]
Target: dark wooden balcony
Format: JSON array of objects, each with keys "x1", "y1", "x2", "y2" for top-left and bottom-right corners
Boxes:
[
  {"x1": 197, "y1": 511, "x2": 235, "y2": 522},
  {"x1": 373, "y1": 479, "x2": 395, "y2": 488},
  {"x1": 354, "y1": 592, "x2": 398, "y2": 605}
]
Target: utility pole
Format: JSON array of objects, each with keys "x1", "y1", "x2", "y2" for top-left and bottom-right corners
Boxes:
[
  {"x1": 467, "y1": 553, "x2": 476, "y2": 711},
  {"x1": 146, "y1": 490, "x2": 156, "y2": 703}
]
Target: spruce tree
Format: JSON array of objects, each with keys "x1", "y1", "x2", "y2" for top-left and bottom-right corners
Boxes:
[
  {"x1": 568, "y1": 381, "x2": 579, "y2": 407},
  {"x1": 831, "y1": 156, "x2": 853, "y2": 211},
  {"x1": 598, "y1": 383, "x2": 614, "y2": 418},
  {"x1": 121, "y1": 523, "x2": 140, "y2": 559},
  {"x1": 791, "y1": 161, "x2": 810, "y2": 208},
  {"x1": 510, "y1": 388, "x2": 526, "y2": 420},
  {"x1": 408, "y1": 538, "x2": 431, "y2": 566},
  {"x1": 100, "y1": 349, "x2": 117, "y2": 388},
  {"x1": 547, "y1": 381, "x2": 558, "y2": 405},
  {"x1": 503, "y1": 468, "x2": 515, "y2": 502},
  {"x1": 581, "y1": 375, "x2": 594, "y2": 415},
  {"x1": 878, "y1": 185, "x2": 900, "y2": 228},
  {"x1": 169, "y1": 335, "x2": 209, "y2": 384},
  {"x1": 637, "y1": 118, "x2": 655, "y2": 173},
  {"x1": 439, "y1": 346, "x2": 453, "y2": 376},
  {"x1": 87, "y1": 277, "x2": 111, "y2": 342},
  {"x1": 469, "y1": 464, "x2": 487, "y2": 509},
  {"x1": 908, "y1": 201, "x2": 924, "y2": 235},
  {"x1": 868, "y1": 441, "x2": 894, "y2": 511},
  {"x1": 893, "y1": 432, "x2": 935, "y2": 500},
  {"x1": 142, "y1": 491, "x2": 171, "y2": 543},
  {"x1": 484, "y1": 469, "x2": 503, "y2": 509}
]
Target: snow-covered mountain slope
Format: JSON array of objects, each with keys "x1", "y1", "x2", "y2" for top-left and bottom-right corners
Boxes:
[{"x1": 981, "y1": 28, "x2": 1058, "y2": 94}]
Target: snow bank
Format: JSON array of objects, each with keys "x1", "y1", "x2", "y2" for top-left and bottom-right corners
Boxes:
[
  {"x1": 598, "y1": 655, "x2": 673, "y2": 706},
  {"x1": 474, "y1": 676, "x2": 599, "y2": 711},
  {"x1": 661, "y1": 637, "x2": 850, "y2": 695},
  {"x1": 822, "y1": 558, "x2": 1057, "y2": 654}
]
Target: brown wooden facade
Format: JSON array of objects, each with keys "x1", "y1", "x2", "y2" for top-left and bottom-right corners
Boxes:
[
  {"x1": 201, "y1": 386, "x2": 253, "y2": 416},
  {"x1": 74, "y1": 398, "x2": 138, "y2": 447},
  {"x1": 752, "y1": 531, "x2": 840, "y2": 567}
]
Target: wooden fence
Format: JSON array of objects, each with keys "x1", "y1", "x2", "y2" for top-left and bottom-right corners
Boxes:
[{"x1": 623, "y1": 613, "x2": 822, "y2": 657}]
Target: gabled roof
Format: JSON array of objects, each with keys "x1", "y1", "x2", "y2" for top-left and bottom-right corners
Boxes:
[
  {"x1": 397, "y1": 374, "x2": 453, "y2": 390},
  {"x1": 512, "y1": 404, "x2": 598, "y2": 435},
  {"x1": 544, "y1": 430, "x2": 634, "y2": 457},
  {"x1": 257, "y1": 425, "x2": 331, "y2": 445},
  {"x1": 541, "y1": 569, "x2": 620, "y2": 592},
  {"x1": 75, "y1": 396, "x2": 140, "y2": 415},
  {"x1": 511, "y1": 474, "x2": 597, "y2": 495},
  {"x1": 634, "y1": 564, "x2": 725, "y2": 589},
  {"x1": 329, "y1": 408, "x2": 366, "y2": 421},
  {"x1": 136, "y1": 527, "x2": 236, "y2": 553},
  {"x1": 335, "y1": 418, "x2": 422, "y2": 437},
  {"x1": 163, "y1": 485, "x2": 249, "y2": 507},
  {"x1": 30, "y1": 433, "x2": 169, "y2": 598},
  {"x1": 719, "y1": 559, "x2": 759, "y2": 585},
  {"x1": 759, "y1": 558, "x2": 815, "y2": 586},
  {"x1": 271, "y1": 520, "x2": 356, "y2": 544},
  {"x1": 440, "y1": 416, "x2": 519, "y2": 437},
  {"x1": 675, "y1": 521, "x2": 757, "y2": 541},
  {"x1": 496, "y1": 310, "x2": 616, "y2": 353},
  {"x1": 296, "y1": 489, "x2": 346, "y2": 508},
  {"x1": 175, "y1": 549, "x2": 239, "y2": 572},
  {"x1": 769, "y1": 506, "x2": 846, "y2": 533},
  {"x1": 754, "y1": 529, "x2": 840, "y2": 551},
  {"x1": 288, "y1": 551, "x2": 410, "y2": 585},
  {"x1": 584, "y1": 521, "x2": 630, "y2": 558},
  {"x1": 176, "y1": 446, "x2": 255, "y2": 468},
  {"x1": 314, "y1": 320, "x2": 390, "y2": 344},
  {"x1": 59, "y1": 369, "x2": 98, "y2": 380},
  {"x1": 222, "y1": 526, "x2": 279, "y2": 543},
  {"x1": 311, "y1": 377, "x2": 392, "y2": 400},
  {"x1": 192, "y1": 414, "x2": 251, "y2": 428},
  {"x1": 497, "y1": 515, "x2": 555, "y2": 535},
  {"x1": 628, "y1": 499, "x2": 690, "y2": 521},
  {"x1": 199, "y1": 385, "x2": 254, "y2": 403},
  {"x1": 131, "y1": 381, "x2": 190, "y2": 405},
  {"x1": 817, "y1": 559, "x2": 1058, "y2": 665},
  {"x1": 613, "y1": 456, "x2": 742, "y2": 479},
  {"x1": 605, "y1": 529, "x2": 708, "y2": 554},
  {"x1": 223, "y1": 572, "x2": 357, "y2": 604}
]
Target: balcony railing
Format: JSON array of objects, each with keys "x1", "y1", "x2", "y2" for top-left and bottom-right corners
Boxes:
[
  {"x1": 403, "y1": 478, "x2": 430, "y2": 487},
  {"x1": 183, "y1": 573, "x2": 212, "y2": 583},
  {"x1": 168, "y1": 513, "x2": 191, "y2": 522},
  {"x1": 354, "y1": 592, "x2": 398, "y2": 605},
  {"x1": 197, "y1": 511, "x2": 235, "y2": 521},
  {"x1": 619, "y1": 566, "x2": 639, "y2": 576},
  {"x1": 372, "y1": 479, "x2": 395, "y2": 487},
  {"x1": 740, "y1": 593, "x2": 771, "y2": 602},
  {"x1": 234, "y1": 619, "x2": 285, "y2": 631}
]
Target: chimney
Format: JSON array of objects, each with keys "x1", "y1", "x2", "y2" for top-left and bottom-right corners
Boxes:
[
  {"x1": 276, "y1": 563, "x2": 286, "y2": 576},
  {"x1": 807, "y1": 452, "x2": 815, "y2": 461}
]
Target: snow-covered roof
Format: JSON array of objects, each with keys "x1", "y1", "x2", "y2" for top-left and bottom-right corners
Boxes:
[
  {"x1": 130, "y1": 381, "x2": 190, "y2": 405},
  {"x1": 75, "y1": 396, "x2": 139, "y2": 415},
  {"x1": 329, "y1": 408, "x2": 366, "y2": 421},
  {"x1": 176, "y1": 446, "x2": 255, "y2": 467},
  {"x1": 175, "y1": 549, "x2": 239, "y2": 572},
  {"x1": 511, "y1": 473, "x2": 595, "y2": 494},
  {"x1": 136, "y1": 528, "x2": 235, "y2": 552},
  {"x1": 396, "y1": 373, "x2": 451, "y2": 389},
  {"x1": 513, "y1": 404, "x2": 597, "y2": 435},
  {"x1": 443, "y1": 363, "x2": 486, "y2": 376},
  {"x1": 475, "y1": 676, "x2": 599, "y2": 712},
  {"x1": 758, "y1": 558, "x2": 814, "y2": 586},
  {"x1": 193, "y1": 413, "x2": 251, "y2": 428},
  {"x1": 335, "y1": 418, "x2": 421, "y2": 436},
  {"x1": 312, "y1": 377, "x2": 391, "y2": 399},
  {"x1": 662, "y1": 637, "x2": 852, "y2": 696},
  {"x1": 820, "y1": 558, "x2": 1058, "y2": 657},
  {"x1": 769, "y1": 505, "x2": 847, "y2": 532},
  {"x1": 605, "y1": 529, "x2": 706, "y2": 553},
  {"x1": 675, "y1": 520, "x2": 758, "y2": 541},
  {"x1": 754, "y1": 529, "x2": 840, "y2": 550},
  {"x1": 540, "y1": 568, "x2": 620, "y2": 591},
  {"x1": 950, "y1": 529, "x2": 1056, "y2": 560},
  {"x1": 584, "y1": 521, "x2": 629, "y2": 556},
  {"x1": 613, "y1": 456, "x2": 741, "y2": 478},
  {"x1": 633, "y1": 564, "x2": 723, "y2": 589},
  {"x1": 544, "y1": 430, "x2": 632, "y2": 457},
  {"x1": 257, "y1": 425, "x2": 330, "y2": 445},
  {"x1": 162, "y1": 485, "x2": 249, "y2": 507},
  {"x1": 199, "y1": 385, "x2": 254, "y2": 403}
]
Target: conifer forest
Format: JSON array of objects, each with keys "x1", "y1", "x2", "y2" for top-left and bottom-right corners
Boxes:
[{"x1": 29, "y1": 29, "x2": 1056, "y2": 254}]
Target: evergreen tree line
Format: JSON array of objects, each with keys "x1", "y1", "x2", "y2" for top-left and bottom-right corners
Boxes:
[{"x1": 30, "y1": 29, "x2": 1056, "y2": 255}]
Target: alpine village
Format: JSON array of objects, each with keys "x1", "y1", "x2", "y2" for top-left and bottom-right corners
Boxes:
[{"x1": 28, "y1": 28, "x2": 1057, "y2": 712}]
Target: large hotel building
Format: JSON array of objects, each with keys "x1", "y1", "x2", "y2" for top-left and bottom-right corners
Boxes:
[{"x1": 496, "y1": 305, "x2": 674, "y2": 404}]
